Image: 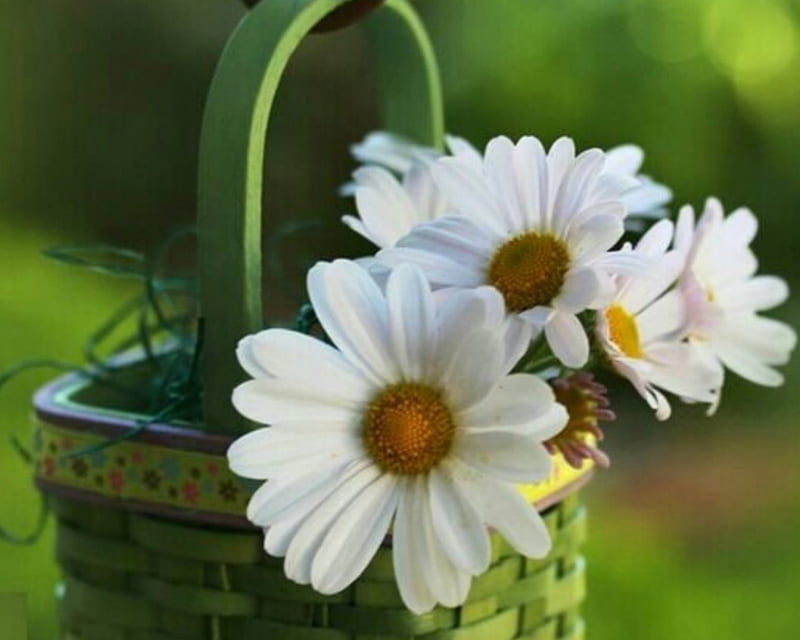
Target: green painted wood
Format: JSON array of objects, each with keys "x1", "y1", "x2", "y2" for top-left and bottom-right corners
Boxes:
[
  {"x1": 53, "y1": 496, "x2": 586, "y2": 639},
  {"x1": 134, "y1": 575, "x2": 260, "y2": 617},
  {"x1": 57, "y1": 522, "x2": 153, "y2": 573},
  {"x1": 128, "y1": 513, "x2": 262, "y2": 563},
  {"x1": 61, "y1": 575, "x2": 160, "y2": 629},
  {"x1": 198, "y1": 0, "x2": 445, "y2": 432}
]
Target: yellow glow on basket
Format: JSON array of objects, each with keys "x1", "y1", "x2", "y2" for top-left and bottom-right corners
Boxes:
[{"x1": 517, "y1": 446, "x2": 594, "y2": 506}]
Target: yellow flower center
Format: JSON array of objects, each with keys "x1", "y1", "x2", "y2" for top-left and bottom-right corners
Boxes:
[
  {"x1": 487, "y1": 232, "x2": 570, "y2": 312},
  {"x1": 605, "y1": 304, "x2": 644, "y2": 358},
  {"x1": 362, "y1": 383, "x2": 456, "y2": 475}
]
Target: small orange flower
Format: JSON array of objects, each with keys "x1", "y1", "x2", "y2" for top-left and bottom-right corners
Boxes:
[{"x1": 546, "y1": 373, "x2": 614, "y2": 469}]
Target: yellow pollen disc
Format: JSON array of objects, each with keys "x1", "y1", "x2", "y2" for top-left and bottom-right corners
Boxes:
[
  {"x1": 605, "y1": 304, "x2": 644, "y2": 358},
  {"x1": 487, "y1": 232, "x2": 570, "y2": 312},
  {"x1": 362, "y1": 383, "x2": 456, "y2": 475}
]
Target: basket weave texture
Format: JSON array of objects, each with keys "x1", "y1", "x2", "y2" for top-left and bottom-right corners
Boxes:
[{"x1": 53, "y1": 492, "x2": 586, "y2": 640}]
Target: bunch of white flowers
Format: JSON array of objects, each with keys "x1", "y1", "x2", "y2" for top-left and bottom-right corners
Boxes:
[{"x1": 227, "y1": 132, "x2": 795, "y2": 613}]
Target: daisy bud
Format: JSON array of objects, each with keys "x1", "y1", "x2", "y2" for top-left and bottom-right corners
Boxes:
[{"x1": 547, "y1": 372, "x2": 614, "y2": 469}]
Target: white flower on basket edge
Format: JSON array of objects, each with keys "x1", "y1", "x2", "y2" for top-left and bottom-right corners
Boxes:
[
  {"x1": 376, "y1": 135, "x2": 649, "y2": 368},
  {"x1": 227, "y1": 260, "x2": 568, "y2": 614},
  {"x1": 344, "y1": 131, "x2": 671, "y2": 245},
  {"x1": 341, "y1": 135, "x2": 480, "y2": 250},
  {"x1": 595, "y1": 219, "x2": 723, "y2": 420},
  {"x1": 675, "y1": 197, "x2": 796, "y2": 394}
]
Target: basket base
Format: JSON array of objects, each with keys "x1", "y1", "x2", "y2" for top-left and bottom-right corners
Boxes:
[{"x1": 51, "y1": 493, "x2": 587, "y2": 639}]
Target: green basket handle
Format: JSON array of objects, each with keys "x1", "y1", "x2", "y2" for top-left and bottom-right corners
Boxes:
[{"x1": 198, "y1": 0, "x2": 445, "y2": 433}]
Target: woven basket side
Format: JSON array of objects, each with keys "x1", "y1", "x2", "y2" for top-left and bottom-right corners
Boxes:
[{"x1": 53, "y1": 493, "x2": 586, "y2": 639}]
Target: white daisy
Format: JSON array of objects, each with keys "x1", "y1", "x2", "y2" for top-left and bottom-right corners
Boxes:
[
  {"x1": 348, "y1": 131, "x2": 671, "y2": 231},
  {"x1": 227, "y1": 260, "x2": 568, "y2": 613},
  {"x1": 595, "y1": 219, "x2": 723, "y2": 420},
  {"x1": 342, "y1": 135, "x2": 481, "y2": 250},
  {"x1": 604, "y1": 144, "x2": 672, "y2": 226},
  {"x1": 350, "y1": 130, "x2": 481, "y2": 177},
  {"x1": 377, "y1": 135, "x2": 647, "y2": 368},
  {"x1": 674, "y1": 197, "x2": 796, "y2": 389}
]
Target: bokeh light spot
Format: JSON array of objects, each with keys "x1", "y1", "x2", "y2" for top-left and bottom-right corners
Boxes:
[{"x1": 704, "y1": 0, "x2": 797, "y2": 82}]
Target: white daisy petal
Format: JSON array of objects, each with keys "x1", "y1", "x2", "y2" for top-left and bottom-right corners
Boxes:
[
  {"x1": 527, "y1": 403, "x2": 570, "y2": 441},
  {"x1": 645, "y1": 343, "x2": 722, "y2": 402},
  {"x1": 634, "y1": 219, "x2": 675, "y2": 256},
  {"x1": 485, "y1": 136, "x2": 526, "y2": 232},
  {"x1": 553, "y1": 268, "x2": 600, "y2": 314},
  {"x1": 461, "y1": 373, "x2": 552, "y2": 429},
  {"x1": 352, "y1": 167, "x2": 421, "y2": 248},
  {"x1": 226, "y1": 425, "x2": 361, "y2": 480},
  {"x1": 392, "y1": 477, "x2": 437, "y2": 614},
  {"x1": 431, "y1": 157, "x2": 507, "y2": 234},
  {"x1": 635, "y1": 290, "x2": 686, "y2": 342},
  {"x1": 311, "y1": 474, "x2": 399, "y2": 594},
  {"x1": 545, "y1": 312, "x2": 590, "y2": 367},
  {"x1": 377, "y1": 246, "x2": 485, "y2": 288},
  {"x1": 428, "y1": 467, "x2": 491, "y2": 574},
  {"x1": 710, "y1": 336, "x2": 784, "y2": 386},
  {"x1": 237, "y1": 329, "x2": 372, "y2": 399},
  {"x1": 433, "y1": 287, "x2": 498, "y2": 369},
  {"x1": 404, "y1": 160, "x2": 446, "y2": 221},
  {"x1": 674, "y1": 205, "x2": 696, "y2": 254},
  {"x1": 545, "y1": 137, "x2": 576, "y2": 228},
  {"x1": 721, "y1": 206, "x2": 758, "y2": 246},
  {"x1": 418, "y1": 481, "x2": 472, "y2": 608},
  {"x1": 247, "y1": 460, "x2": 350, "y2": 526},
  {"x1": 591, "y1": 250, "x2": 650, "y2": 277},
  {"x1": 567, "y1": 213, "x2": 625, "y2": 261},
  {"x1": 386, "y1": 264, "x2": 437, "y2": 380},
  {"x1": 501, "y1": 316, "x2": 535, "y2": 374},
  {"x1": 449, "y1": 460, "x2": 552, "y2": 558},
  {"x1": 713, "y1": 316, "x2": 796, "y2": 367},
  {"x1": 231, "y1": 378, "x2": 362, "y2": 425},
  {"x1": 518, "y1": 305, "x2": 554, "y2": 329},
  {"x1": 342, "y1": 214, "x2": 385, "y2": 247},
  {"x1": 308, "y1": 260, "x2": 397, "y2": 384},
  {"x1": 592, "y1": 171, "x2": 640, "y2": 201},
  {"x1": 455, "y1": 429, "x2": 552, "y2": 484},
  {"x1": 394, "y1": 475, "x2": 471, "y2": 610},
  {"x1": 396, "y1": 216, "x2": 498, "y2": 267},
  {"x1": 604, "y1": 144, "x2": 643, "y2": 175},
  {"x1": 284, "y1": 461, "x2": 379, "y2": 585},
  {"x1": 236, "y1": 335, "x2": 272, "y2": 379},
  {"x1": 717, "y1": 276, "x2": 789, "y2": 312},
  {"x1": 444, "y1": 328, "x2": 506, "y2": 410},
  {"x1": 461, "y1": 374, "x2": 566, "y2": 440},
  {"x1": 552, "y1": 148, "x2": 605, "y2": 235},
  {"x1": 514, "y1": 136, "x2": 548, "y2": 228},
  {"x1": 351, "y1": 131, "x2": 422, "y2": 173},
  {"x1": 264, "y1": 516, "x2": 305, "y2": 557},
  {"x1": 445, "y1": 134, "x2": 483, "y2": 171},
  {"x1": 617, "y1": 250, "x2": 684, "y2": 315},
  {"x1": 621, "y1": 179, "x2": 672, "y2": 216}
]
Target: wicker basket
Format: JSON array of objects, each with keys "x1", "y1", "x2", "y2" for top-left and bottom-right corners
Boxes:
[
  {"x1": 52, "y1": 494, "x2": 585, "y2": 640},
  {"x1": 36, "y1": 367, "x2": 590, "y2": 640},
  {"x1": 33, "y1": 1, "x2": 592, "y2": 637}
]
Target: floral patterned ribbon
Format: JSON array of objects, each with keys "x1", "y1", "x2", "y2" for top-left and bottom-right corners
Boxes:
[{"x1": 35, "y1": 419, "x2": 592, "y2": 526}]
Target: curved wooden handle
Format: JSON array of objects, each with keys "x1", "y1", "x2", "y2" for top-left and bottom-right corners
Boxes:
[{"x1": 198, "y1": 0, "x2": 445, "y2": 433}]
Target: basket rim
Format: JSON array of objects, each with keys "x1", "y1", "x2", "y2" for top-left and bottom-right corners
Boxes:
[
  {"x1": 34, "y1": 369, "x2": 594, "y2": 529},
  {"x1": 34, "y1": 368, "x2": 231, "y2": 455}
]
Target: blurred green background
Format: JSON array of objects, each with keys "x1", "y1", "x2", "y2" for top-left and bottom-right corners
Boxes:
[{"x1": 1, "y1": 0, "x2": 798, "y2": 637}]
